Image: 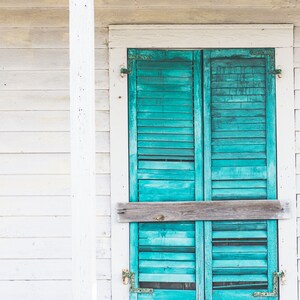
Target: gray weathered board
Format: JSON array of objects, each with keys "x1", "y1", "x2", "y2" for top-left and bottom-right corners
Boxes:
[{"x1": 117, "y1": 200, "x2": 289, "y2": 222}]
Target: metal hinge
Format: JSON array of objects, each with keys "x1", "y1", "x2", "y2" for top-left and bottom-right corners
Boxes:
[
  {"x1": 253, "y1": 271, "x2": 285, "y2": 297},
  {"x1": 120, "y1": 67, "x2": 131, "y2": 77},
  {"x1": 271, "y1": 69, "x2": 282, "y2": 78},
  {"x1": 122, "y1": 269, "x2": 154, "y2": 294}
]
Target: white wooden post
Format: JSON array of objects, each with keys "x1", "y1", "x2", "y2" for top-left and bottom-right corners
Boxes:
[{"x1": 70, "y1": 1, "x2": 97, "y2": 300}]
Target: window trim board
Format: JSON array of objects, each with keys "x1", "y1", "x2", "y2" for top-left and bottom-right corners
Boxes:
[{"x1": 109, "y1": 24, "x2": 296, "y2": 300}]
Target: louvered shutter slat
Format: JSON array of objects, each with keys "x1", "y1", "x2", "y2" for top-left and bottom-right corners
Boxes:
[
  {"x1": 129, "y1": 50, "x2": 200, "y2": 298},
  {"x1": 204, "y1": 49, "x2": 277, "y2": 299}
]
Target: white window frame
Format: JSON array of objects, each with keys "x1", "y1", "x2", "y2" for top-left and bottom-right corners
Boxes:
[{"x1": 109, "y1": 24, "x2": 296, "y2": 300}]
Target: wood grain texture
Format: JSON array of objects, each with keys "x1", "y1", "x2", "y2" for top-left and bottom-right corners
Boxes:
[
  {"x1": 0, "y1": 0, "x2": 297, "y2": 7},
  {"x1": 0, "y1": 49, "x2": 107, "y2": 70},
  {"x1": 117, "y1": 200, "x2": 289, "y2": 222},
  {"x1": 0, "y1": 237, "x2": 110, "y2": 259},
  {"x1": 0, "y1": 132, "x2": 109, "y2": 153},
  {"x1": 0, "y1": 195, "x2": 110, "y2": 216},
  {"x1": 0, "y1": 259, "x2": 110, "y2": 280},
  {"x1": 0, "y1": 90, "x2": 108, "y2": 111},
  {"x1": 0, "y1": 280, "x2": 111, "y2": 300},
  {"x1": 0, "y1": 8, "x2": 300, "y2": 27},
  {"x1": 0, "y1": 27, "x2": 107, "y2": 48}
]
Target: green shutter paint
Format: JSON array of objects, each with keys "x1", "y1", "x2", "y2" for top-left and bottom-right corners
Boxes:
[{"x1": 128, "y1": 49, "x2": 277, "y2": 300}]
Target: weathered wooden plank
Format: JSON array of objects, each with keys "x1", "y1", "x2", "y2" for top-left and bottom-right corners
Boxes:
[
  {"x1": 0, "y1": 49, "x2": 107, "y2": 70},
  {"x1": 0, "y1": 90, "x2": 108, "y2": 111},
  {"x1": 0, "y1": 153, "x2": 109, "y2": 174},
  {"x1": 99, "y1": 8, "x2": 300, "y2": 26},
  {"x1": 0, "y1": 111, "x2": 109, "y2": 132},
  {"x1": 0, "y1": 174, "x2": 110, "y2": 196},
  {"x1": 117, "y1": 200, "x2": 289, "y2": 222},
  {"x1": 0, "y1": 132, "x2": 109, "y2": 153},
  {"x1": 0, "y1": 0, "x2": 297, "y2": 7},
  {"x1": 0, "y1": 27, "x2": 107, "y2": 48},
  {"x1": 0, "y1": 8, "x2": 300, "y2": 27},
  {"x1": 0, "y1": 70, "x2": 108, "y2": 90},
  {"x1": 0, "y1": 237, "x2": 110, "y2": 259},
  {"x1": 0, "y1": 195, "x2": 109, "y2": 216},
  {"x1": 295, "y1": 27, "x2": 300, "y2": 47},
  {"x1": 0, "y1": 216, "x2": 110, "y2": 237},
  {"x1": 0, "y1": 259, "x2": 110, "y2": 280},
  {"x1": 0, "y1": 280, "x2": 111, "y2": 300}
]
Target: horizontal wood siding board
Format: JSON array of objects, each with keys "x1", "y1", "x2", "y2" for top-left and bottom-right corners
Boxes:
[
  {"x1": 0, "y1": 8, "x2": 299, "y2": 27},
  {"x1": 0, "y1": 0, "x2": 297, "y2": 7},
  {"x1": 117, "y1": 200, "x2": 289, "y2": 222}
]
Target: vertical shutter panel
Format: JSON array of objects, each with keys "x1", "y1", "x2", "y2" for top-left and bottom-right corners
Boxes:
[
  {"x1": 129, "y1": 50, "x2": 200, "y2": 299},
  {"x1": 204, "y1": 49, "x2": 277, "y2": 299}
]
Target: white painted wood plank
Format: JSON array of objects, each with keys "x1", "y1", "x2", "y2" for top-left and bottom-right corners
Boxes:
[
  {"x1": 0, "y1": 259, "x2": 110, "y2": 280},
  {"x1": 296, "y1": 132, "x2": 300, "y2": 153},
  {"x1": 0, "y1": 216, "x2": 110, "y2": 238},
  {"x1": 0, "y1": 281, "x2": 72, "y2": 300},
  {"x1": 294, "y1": 47, "x2": 300, "y2": 67},
  {"x1": 109, "y1": 47, "x2": 130, "y2": 300},
  {"x1": 0, "y1": 280, "x2": 111, "y2": 300},
  {"x1": 0, "y1": 237, "x2": 110, "y2": 259},
  {"x1": 295, "y1": 68, "x2": 300, "y2": 90},
  {"x1": 0, "y1": 132, "x2": 109, "y2": 153},
  {"x1": 0, "y1": 27, "x2": 107, "y2": 49},
  {"x1": 0, "y1": 90, "x2": 109, "y2": 111},
  {"x1": 70, "y1": 1, "x2": 97, "y2": 299},
  {"x1": 295, "y1": 91, "x2": 300, "y2": 109},
  {"x1": 0, "y1": 8, "x2": 299, "y2": 27},
  {"x1": 0, "y1": 49, "x2": 108, "y2": 70},
  {"x1": 0, "y1": 0, "x2": 296, "y2": 7},
  {"x1": 295, "y1": 110, "x2": 300, "y2": 130},
  {"x1": 0, "y1": 195, "x2": 110, "y2": 216},
  {"x1": 0, "y1": 153, "x2": 109, "y2": 174},
  {"x1": 295, "y1": 27, "x2": 300, "y2": 47},
  {"x1": 0, "y1": 174, "x2": 110, "y2": 196},
  {"x1": 110, "y1": 25, "x2": 293, "y2": 48},
  {"x1": 0, "y1": 8, "x2": 68, "y2": 27},
  {"x1": 276, "y1": 48, "x2": 298, "y2": 299},
  {"x1": 0, "y1": 111, "x2": 109, "y2": 132},
  {"x1": 103, "y1": 8, "x2": 300, "y2": 26},
  {"x1": 0, "y1": 70, "x2": 108, "y2": 90}
]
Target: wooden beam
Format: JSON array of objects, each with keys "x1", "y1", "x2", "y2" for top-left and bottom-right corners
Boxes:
[
  {"x1": 117, "y1": 200, "x2": 289, "y2": 222},
  {"x1": 70, "y1": 0, "x2": 97, "y2": 300}
]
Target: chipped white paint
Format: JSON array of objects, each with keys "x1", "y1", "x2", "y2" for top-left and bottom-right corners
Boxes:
[{"x1": 70, "y1": 1, "x2": 97, "y2": 300}]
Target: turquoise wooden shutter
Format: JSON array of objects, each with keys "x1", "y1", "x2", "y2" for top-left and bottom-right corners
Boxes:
[
  {"x1": 128, "y1": 48, "x2": 278, "y2": 300},
  {"x1": 128, "y1": 49, "x2": 203, "y2": 299},
  {"x1": 203, "y1": 49, "x2": 278, "y2": 299}
]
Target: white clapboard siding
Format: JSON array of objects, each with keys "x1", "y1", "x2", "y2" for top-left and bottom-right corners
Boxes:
[
  {"x1": 0, "y1": 280, "x2": 111, "y2": 300},
  {"x1": 0, "y1": 216, "x2": 110, "y2": 238},
  {"x1": 0, "y1": 70, "x2": 108, "y2": 90},
  {"x1": 0, "y1": 49, "x2": 108, "y2": 70},
  {"x1": 0, "y1": 195, "x2": 110, "y2": 216},
  {"x1": 0, "y1": 237, "x2": 110, "y2": 259},
  {"x1": 0, "y1": 132, "x2": 109, "y2": 153},
  {"x1": 0, "y1": 0, "x2": 296, "y2": 7},
  {"x1": 0, "y1": 259, "x2": 110, "y2": 280},
  {"x1": 0, "y1": 27, "x2": 108, "y2": 49},
  {"x1": 0, "y1": 90, "x2": 109, "y2": 111},
  {"x1": 0, "y1": 174, "x2": 110, "y2": 196},
  {"x1": 1, "y1": 8, "x2": 300, "y2": 27},
  {"x1": 295, "y1": 48, "x2": 300, "y2": 67},
  {"x1": 295, "y1": 68, "x2": 300, "y2": 90},
  {"x1": 0, "y1": 153, "x2": 109, "y2": 174},
  {"x1": 295, "y1": 91, "x2": 300, "y2": 109},
  {"x1": 0, "y1": 111, "x2": 109, "y2": 131}
]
